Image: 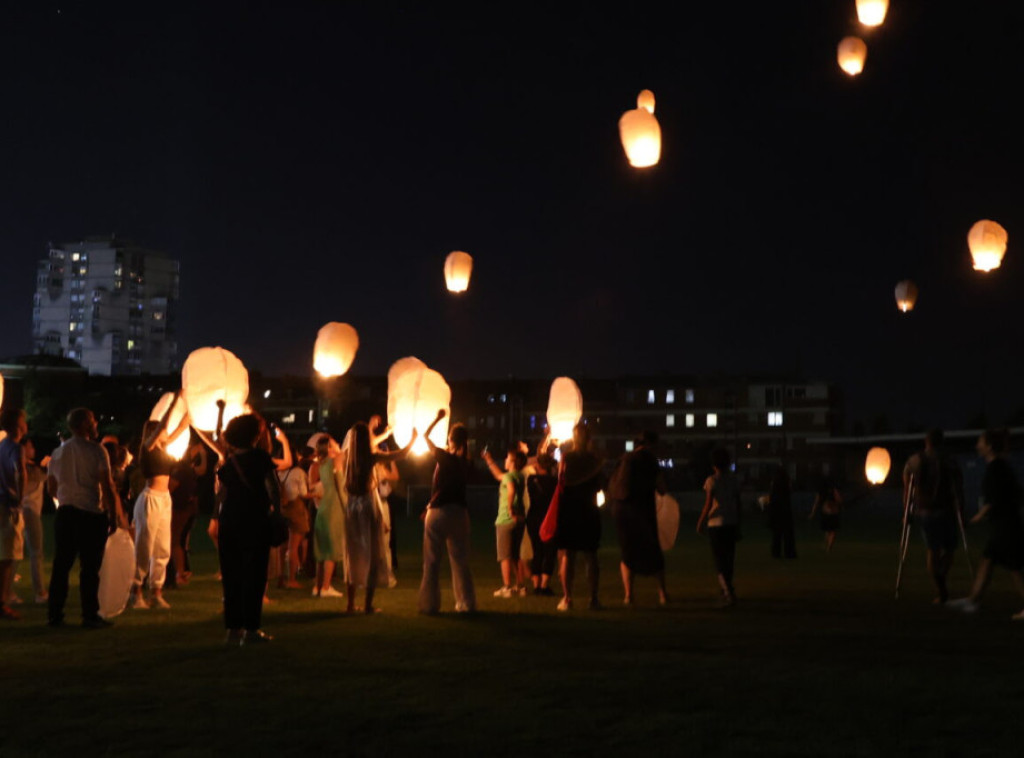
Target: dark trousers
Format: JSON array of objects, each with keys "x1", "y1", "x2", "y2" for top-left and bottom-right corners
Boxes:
[
  {"x1": 708, "y1": 525, "x2": 738, "y2": 592},
  {"x1": 219, "y1": 531, "x2": 270, "y2": 631},
  {"x1": 48, "y1": 506, "x2": 109, "y2": 622},
  {"x1": 526, "y1": 515, "x2": 557, "y2": 576},
  {"x1": 771, "y1": 519, "x2": 797, "y2": 559}
]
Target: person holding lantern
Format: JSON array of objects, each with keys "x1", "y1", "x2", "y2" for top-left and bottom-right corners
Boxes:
[
  {"x1": 418, "y1": 410, "x2": 477, "y2": 614},
  {"x1": 339, "y1": 421, "x2": 414, "y2": 614},
  {"x1": 129, "y1": 396, "x2": 191, "y2": 610},
  {"x1": 553, "y1": 423, "x2": 605, "y2": 611},
  {"x1": 483, "y1": 445, "x2": 528, "y2": 598}
]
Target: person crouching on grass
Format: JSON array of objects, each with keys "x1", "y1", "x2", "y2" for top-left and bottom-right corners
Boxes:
[{"x1": 483, "y1": 445, "x2": 528, "y2": 598}]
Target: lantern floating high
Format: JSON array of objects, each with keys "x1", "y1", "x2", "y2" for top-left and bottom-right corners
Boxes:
[
  {"x1": 387, "y1": 357, "x2": 451, "y2": 455},
  {"x1": 865, "y1": 447, "x2": 891, "y2": 485},
  {"x1": 967, "y1": 219, "x2": 1008, "y2": 272},
  {"x1": 618, "y1": 90, "x2": 662, "y2": 168},
  {"x1": 181, "y1": 346, "x2": 250, "y2": 432},
  {"x1": 837, "y1": 37, "x2": 867, "y2": 76},
  {"x1": 313, "y1": 322, "x2": 359, "y2": 378},
  {"x1": 894, "y1": 280, "x2": 918, "y2": 312},
  {"x1": 547, "y1": 377, "x2": 583, "y2": 443},
  {"x1": 856, "y1": 0, "x2": 888, "y2": 27},
  {"x1": 444, "y1": 251, "x2": 474, "y2": 293},
  {"x1": 149, "y1": 393, "x2": 189, "y2": 460}
]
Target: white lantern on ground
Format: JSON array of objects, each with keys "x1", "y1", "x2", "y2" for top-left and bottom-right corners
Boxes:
[
  {"x1": 865, "y1": 447, "x2": 891, "y2": 484},
  {"x1": 619, "y1": 90, "x2": 661, "y2": 168},
  {"x1": 894, "y1": 280, "x2": 918, "y2": 312},
  {"x1": 387, "y1": 357, "x2": 451, "y2": 455},
  {"x1": 313, "y1": 322, "x2": 359, "y2": 378},
  {"x1": 547, "y1": 377, "x2": 583, "y2": 443},
  {"x1": 856, "y1": 0, "x2": 888, "y2": 27},
  {"x1": 149, "y1": 393, "x2": 189, "y2": 460},
  {"x1": 181, "y1": 347, "x2": 249, "y2": 432},
  {"x1": 444, "y1": 251, "x2": 473, "y2": 293},
  {"x1": 837, "y1": 37, "x2": 867, "y2": 76},
  {"x1": 967, "y1": 220, "x2": 1008, "y2": 272}
]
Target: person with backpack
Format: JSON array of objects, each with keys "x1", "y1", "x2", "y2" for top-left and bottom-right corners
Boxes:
[{"x1": 902, "y1": 429, "x2": 965, "y2": 604}]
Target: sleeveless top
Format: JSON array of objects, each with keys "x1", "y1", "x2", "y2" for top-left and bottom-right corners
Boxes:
[{"x1": 141, "y1": 445, "x2": 175, "y2": 479}]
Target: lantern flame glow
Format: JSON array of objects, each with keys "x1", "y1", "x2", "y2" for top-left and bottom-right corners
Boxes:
[
  {"x1": 619, "y1": 90, "x2": 661, "y2": 168},
  {"x1": 444, "y1": 251, "x2": 473, "y2": 293},
  {"x1": 547, "y1": 377, "x2": 583, "y2": 443},
  {"x1": 837, "y1": 37, "x2": 867, "y2": 76},
  {"x1": 967, "y1": 219, "x2": 1008, "y2": 273},
  {"x1": 181, "y1": 347, "x2": 249, "y2": 432},
  {"x1": 894, "y1": 280, "x2": 918, "y2": 313},
  {"x1": 313, "y1": 322, "x2": 359, "y2": 378},
  {"x1": 865, "y1": 447, "x2": 891, "y2": 485},
  {"x1": 387, "y1": 357, "x2": 451, "y2": 455},
  {"x1": 856, "y1": 0, "x2": 888, "y2": 26}
]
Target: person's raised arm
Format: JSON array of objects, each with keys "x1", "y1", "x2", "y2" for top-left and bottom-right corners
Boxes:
[
  {"x1": 481, "y1": 449, "x2": 504, "y2": 482},
  {"x1": 381, "y1": 429, "x2": 418, "y2": 461},
  {"x1": 271, "y1": 427, "x2": 293, "y2": 472},
  {"x1": 423, "y1": 409, "x2": 446, "y2": 454}
]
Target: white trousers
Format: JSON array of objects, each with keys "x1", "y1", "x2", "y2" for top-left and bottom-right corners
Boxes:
[
  {"x1": 21, "y1": 508, "x2": 46, "y2": 595},
  {"x1": 418, "y1": 505, "x2": 476, "y2": 614},
  {"x1": 133, "y1": 488, "x2": 172, "y2": 590}
]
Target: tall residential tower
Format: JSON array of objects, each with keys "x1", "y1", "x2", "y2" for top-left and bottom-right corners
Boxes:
[{"x1": 32, "y1": 238, "x2": 179, "y2": 375}]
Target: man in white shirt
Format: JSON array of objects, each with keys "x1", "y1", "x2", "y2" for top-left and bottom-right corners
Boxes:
[{"x1": 47, "y1": 408, "x2": 128, "y2": 628}]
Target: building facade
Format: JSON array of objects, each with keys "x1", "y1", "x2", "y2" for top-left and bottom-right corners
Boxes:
[{"x1": 32, "y1": 238, "x2": 179, "y2": 375}]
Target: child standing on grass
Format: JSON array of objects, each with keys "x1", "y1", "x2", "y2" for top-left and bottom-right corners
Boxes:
[
  {"x1": 809, "y1": 477, "x2": 843, "y2": 553},
  {"x1": 484, "y1": 446, "x2": 527, "y2": 598}
]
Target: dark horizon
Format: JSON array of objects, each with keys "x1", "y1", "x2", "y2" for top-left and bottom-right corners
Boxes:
[{"x1": 2, "y1": 2, "x2": 1023, "y2": 431}]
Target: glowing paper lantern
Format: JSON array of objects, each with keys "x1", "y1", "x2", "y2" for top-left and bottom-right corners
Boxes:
[
  {"x1": 386, "y1": 357, "x2": 451, "y2": 455},
  {"x1": 596, "y1": 491, "x2": 606, "y2": 508},
  {"x1": 967, "y1": 220, "x2": 1008, "y2": 272},
  {"x1": 0, "y1": 372, "x2": 4, "y2": 410},
  {"x1": 313, "y1": 322, "x2": 359, "y2": 378},
  {"x1": 894, "y1": 280, "x2": 918, "y2": 312},
  {"x1": 547, "y1": 377, "x2": 583, "y2": 443},
  {"x1": 619, "y1": 90, "x2": 661, "y2": 168},
  {"x1": 444, "y1": 251, "x2": 473, "y2": 293},
  {"x1": 149, "y1": 393, "x2": 189, "y2": 460},
  {"x1": 856, "y1": 0, "x2": 888, "y2": 27},
  {"x1": 837, "y1": 37, "x2": 867, "y2": 76},
  {"x1": 181, "y1": 347, "x2": 249, "y2": 432},
  {"x1": 865, "y1": 447, "x2": 891, "y2": 485}
]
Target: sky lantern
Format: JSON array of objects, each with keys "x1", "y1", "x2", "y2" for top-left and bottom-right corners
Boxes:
[
  {"x1": 837, "y1": 37, "x2": 867, "y2": 76},
  {"x1": 181, "y1": 346, "x2": 249, "y2": 432},
  {"x1": 967, "y1": 219, "x2": 1008, "y2": 272},
  {"x1": 856, "y1": 0, "x2": 888, "y2": 27},
  {"x1": 618, "y1": 90, "x2": 661, "y2": 168},
  {"x1": 313, "y1": 322, "x2": 359, "y2": 378},
  {"x1": 444, "y1": 251, "x2": 473, "y2": 293},
  {"x1": 865, "y1": 447, "x2": 891, "y2": 484},
  {"x1": 387, "y1": 357, "x2": 451, "y2": 455},
  {"x1": 893, "y1": 280, "x2": 918, "y2": 312},
  {"x1": 547, "y1": 377, "x2": 583, "y2": 443},
  {"x1": 149, "y1": 392, "x2": 189, "y2": 460},
  {"x1": 0, "y1": 372, "x2": 4, "y2": 411}
]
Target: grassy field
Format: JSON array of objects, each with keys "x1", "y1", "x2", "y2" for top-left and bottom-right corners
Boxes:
[{"x1": 2, "y1": 509, "x2": 1022, "y2": 757}]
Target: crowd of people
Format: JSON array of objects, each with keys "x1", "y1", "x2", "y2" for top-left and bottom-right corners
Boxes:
[{"x1": 2, "y1": 402, "x2": 1024, "y2": 639}]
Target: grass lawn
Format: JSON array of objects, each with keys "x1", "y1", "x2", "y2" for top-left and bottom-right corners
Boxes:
[{"x1": 2, "y1": 509, "x2": 1022, "y2": 757}]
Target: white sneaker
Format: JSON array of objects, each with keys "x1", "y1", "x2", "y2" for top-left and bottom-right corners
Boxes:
[
  {"x1": 493, "y1": 586, "x2": 514, "y2": 599},
  {"x1": 946, "y1": 597, "x2": 979, "y2": 614},
  {"x1": 320, "y1": 586, "x2": 344, "y2": 598}
]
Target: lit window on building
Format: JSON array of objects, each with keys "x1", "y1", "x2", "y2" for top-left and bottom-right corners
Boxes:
[
  {"x1": 281, "y1": 413, "x2": 296, "y2": 424},
  {"x1": 706, "y1": 413, "x2": 718, "y2": 428},
  {"x1": 768, "y1": 411, "x2": 784, "y2": 427},
  {"x1": 625, "y1": 440, "x2": 635, "y2": 452},
  {"x1": 666, "y1": 389, "x2": 675, "y2": 404},
  {"x1": 685, "y1": 414, "x2": 695, "y2": 428},
  {"x1": 308, "y1": 410, "x2": 315, "y2": 424},
  {"x1": 666, "y1": 414, "x2": 675, "y2": 428},
  {"x1": 685, "y1": 389, "x2": 695, "y2": 404},
  {"x1": 71, "y1": 253, "x2": 80, "y2": 261},
  {"x1": 647, "y1": 389, "x2": 656, "y2": 404}
]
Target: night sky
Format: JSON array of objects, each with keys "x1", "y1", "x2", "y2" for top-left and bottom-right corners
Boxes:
[{"x1": 2, "y1": 2, "x2": 1023, "y2": 430}]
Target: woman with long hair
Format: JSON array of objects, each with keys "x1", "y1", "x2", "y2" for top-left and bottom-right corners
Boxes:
[
  {"x1": 553, "y1": 423, "x2": 604, "y2": 611},
  {"x1": 339, "y1": 421, "x2": 414, "y2": 614},
  {"x1": 696, "y1": 447, "x2": 741, "y2": 607},
  {"x1": 130, "y1": 396, "x2": 190, "y2": 610}
]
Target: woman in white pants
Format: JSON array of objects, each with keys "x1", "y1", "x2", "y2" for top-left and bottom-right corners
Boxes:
[
  {"x1": 18, "y1": 438, "x2": 49, "y2": 603},
  {"x1": 131, "y1": 400, "x2": 189, "y2": 610}
]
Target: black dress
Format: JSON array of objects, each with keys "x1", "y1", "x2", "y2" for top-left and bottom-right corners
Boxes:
[
  {"x1": 981, "y1": 457, "x2": 1024, "y2": 570},
  {"x1": 611, "y1": 448, "x2": 664, "y2": 575},
  {"x1": 555, "y1": 452, "x2": 603, "y2": 553}
]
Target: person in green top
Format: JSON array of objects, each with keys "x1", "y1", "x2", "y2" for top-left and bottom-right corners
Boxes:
[{"x1": 483, "y1": 446, "x2": 527, "y2": 598}]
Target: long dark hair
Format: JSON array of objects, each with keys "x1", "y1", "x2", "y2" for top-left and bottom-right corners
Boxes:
[{"x1": 344, "y1": 422, "x2": 375, "y2": 495}]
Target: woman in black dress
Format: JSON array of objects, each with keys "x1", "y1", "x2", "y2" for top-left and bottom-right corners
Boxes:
[
  {"x1": 217, "y1": 414, "x2": 280, "y2": 645},
  {"x1": 554, "y1": 423, "x2": 604, "y2": 611},
  {"x1": 948, "y1": 429, "x2": 1024, "y2": 618}
]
